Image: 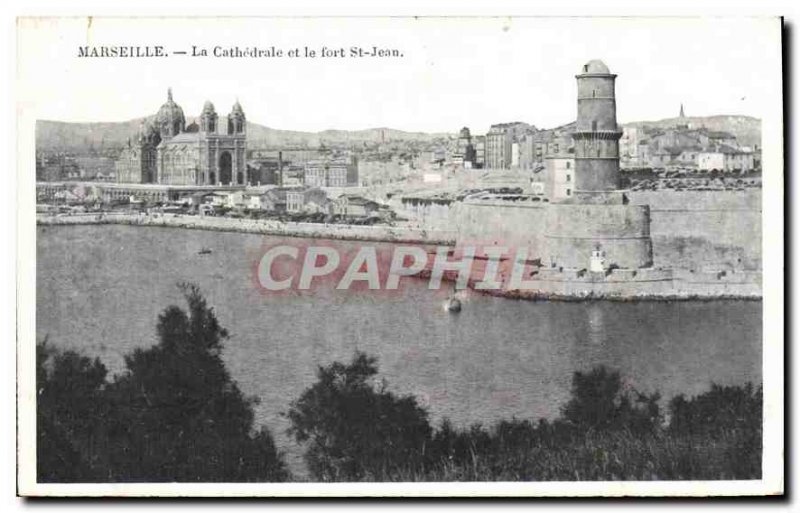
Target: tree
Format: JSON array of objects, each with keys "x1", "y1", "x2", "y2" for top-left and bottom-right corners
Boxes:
[
  {"x1": 561, "y1": 366, "x2": 661, "y2": 435},
  {"x1": 36, "y1": 284, "x2": 289, "y2": 482},
  {"x1": 36, "y1": 339, "x2": 109, "y2": 482},
  {"x1": 288, "y1": 352, "x2": 432, "y2": 481},
  {"x1": 105, "y1": 283, "x2": 288, "y2": 482}
]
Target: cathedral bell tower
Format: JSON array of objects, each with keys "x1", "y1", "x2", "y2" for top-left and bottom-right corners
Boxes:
[
  {"x1": 572, "y1": 60, "x2": 623, "y2": 195},
  {"x1": 200, "y1": 101, "x2": 218, "y2": 133},
  {"x1": 227, "y1": 100, "x2": 247, "y2": 185},
  {"x1": 227, "y1": 99, "x2": 246, "y2": 135}
]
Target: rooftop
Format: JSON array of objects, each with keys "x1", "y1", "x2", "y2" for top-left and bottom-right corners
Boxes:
[{"x1": 579, "y1": 59, "x2": 611, "y2": 75}]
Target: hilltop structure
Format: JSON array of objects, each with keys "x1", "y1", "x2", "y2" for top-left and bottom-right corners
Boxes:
[{"x1": 116, "y1": 89, "x2": 248, "y2": 186}]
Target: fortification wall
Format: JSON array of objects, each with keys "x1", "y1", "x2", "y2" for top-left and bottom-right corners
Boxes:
[
  {"x1": 629, "y1": 190, "x2": 762, "y2": 270},
  {"x1": 455, "y1": 190, "x2": 760, "y2": 271},
  {"x1": 542, "y1": 204, "x2": 653, "y2": 269},
  {"x1": 454, "y1": 200, "x2": 546, "y2": 254},
  {"x1": 544, "y1": 204, "x2": 650, "y2": 238},
  {"x1": 456, "y1": 200, "x2": 653, "y2": 269},
  {"x1": 392, "y1": 200, "x2": 456, "y2": 231}
]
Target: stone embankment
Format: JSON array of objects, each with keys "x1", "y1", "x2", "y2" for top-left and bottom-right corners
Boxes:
[
  {"x1": 424, "y1": 263, "x2": 762, "y2": 301},
  {"x1": 36, "y1": 212, "x2": 457, "y2": 245}
]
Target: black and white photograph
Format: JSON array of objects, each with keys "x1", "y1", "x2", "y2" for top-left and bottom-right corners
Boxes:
[{"x1": 14, "y1": 15, "x2": 784, "y2": 497}]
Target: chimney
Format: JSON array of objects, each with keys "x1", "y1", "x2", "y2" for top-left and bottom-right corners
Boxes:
[{"x1": 278, "y1": 151, "x2": 284, "y2": 186}]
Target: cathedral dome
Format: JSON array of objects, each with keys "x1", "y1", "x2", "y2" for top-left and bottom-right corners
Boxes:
[
  {"x1": 579, "y1": 59, "x2": 611, "y2": 75},
  {"x1": 202, "y1": 100, "x2": 216, "y2": 115},
  {"x1": 156, "y1": 88, "x2": 185, "y2": 125}
]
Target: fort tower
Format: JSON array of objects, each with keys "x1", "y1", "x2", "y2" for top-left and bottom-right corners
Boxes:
[{"x1": 572, "y1": 60, "x2": 623, "y2": 195}]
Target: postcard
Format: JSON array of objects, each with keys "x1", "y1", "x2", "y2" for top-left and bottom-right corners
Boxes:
[{"x1": 16, "y1": 16, "x2": 784, "y2": 497}]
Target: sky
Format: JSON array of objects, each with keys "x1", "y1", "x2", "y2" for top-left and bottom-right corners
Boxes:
[{"x1": 17, "y1": 17, "x2": 782, "y2": 134}]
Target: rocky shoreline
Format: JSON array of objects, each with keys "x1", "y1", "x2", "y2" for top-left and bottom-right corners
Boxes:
[
  {"x1": 476, "y1": 287, "x2": 762, "y2": 303},
  {"x1": 422, "y1": 267, "x2": 762, "y2": 303}
]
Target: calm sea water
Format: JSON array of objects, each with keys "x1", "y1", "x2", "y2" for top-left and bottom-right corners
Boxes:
[{"x1": 36, "y1": 225, "x2": 762, "y2": 477}]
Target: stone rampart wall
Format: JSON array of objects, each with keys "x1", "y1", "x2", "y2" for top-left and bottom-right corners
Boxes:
[{"x1": 456, "y1": 190, "x2": 761, "y2": 271}]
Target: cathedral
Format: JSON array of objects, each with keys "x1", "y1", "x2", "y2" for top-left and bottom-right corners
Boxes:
[{"x1": 116, "y1": 89, "x2": 248, "y2": 186}]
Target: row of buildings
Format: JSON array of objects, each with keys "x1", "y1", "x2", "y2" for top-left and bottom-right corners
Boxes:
[
  {"x1": 247, "y1": 150, "x2": 360, "y2": 188},
  {"x1": 36, "y1": 180, "x2": 389, "y2": 221},
  {"x1": 619, "y1": 115, "x2": 758, "y2": 172},
  {"x1": 192, "y1": 187, "x2": 386, "y2": 219},
  {"x1": 446, "y1": 122, "x2": 573, "y2": 171},
  {"x1": 447, "y1": 106, "x2": 757, "y2": 174},
  {"x1": 42, "y1": 90, "x2": 757, "y2": 193}
]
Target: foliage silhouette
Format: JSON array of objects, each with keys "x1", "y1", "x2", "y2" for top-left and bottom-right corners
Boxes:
[
  {"x1": 561, "y1": 366, "x2": 661, "y2": 435},
  {"x1": 287, "y1": 352, "x2": 431, "y2": 481},
  {"x1": 37, "y1": 284, "x2": 288, "y2": 482},
  {"x1": 38, "y1": 308, "x2": 762, "y2": 483},
  {"x1": 36, "y1": 339, "x2": 109, "y2": 481},
  {"x1": 288, "y1": 354, "x2": 762, "y2": 481}
]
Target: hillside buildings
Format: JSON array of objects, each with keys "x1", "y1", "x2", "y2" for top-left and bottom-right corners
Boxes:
[
  {"x1": 618, "y1": 105, "x2": 756, "y2": 172},
  {"x1": 484, "y1": 122, "x2": 530, "y2": 169},
  {"x1": 476, "y1": 100, "x2": 757, "y2": 176},
  {"x1": 303, "y1": 156, "x2": 360, "y2": 187},
  {"x1": 697, "y1": 149, "x2": 755, "y2": 172}
]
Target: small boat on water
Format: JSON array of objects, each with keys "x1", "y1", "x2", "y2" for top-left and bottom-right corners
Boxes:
[{"x1": 198, "y1": 247, "x2": 213, "y2": 255}]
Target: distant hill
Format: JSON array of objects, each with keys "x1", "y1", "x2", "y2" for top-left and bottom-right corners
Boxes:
[
  {"x1": 36, "y1": 114, "x2": 761, "y2": 153},
  {"x1": 622, "y1": 115, "x2": 762, "y2": 148},
  {"x1": 37, "y1": 118, "x2": 153, "y2": 153},
  {"x1": 36, "y1": 118, "x2": 453, "y2": 153}
]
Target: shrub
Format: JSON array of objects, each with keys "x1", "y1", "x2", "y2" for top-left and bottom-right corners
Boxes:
[
  {"x1": 561, "y1": 366, "x2": 661, "y2": 435},
  {"x1": 288, "y1": 352, "x2": 432, "y2": 481}
]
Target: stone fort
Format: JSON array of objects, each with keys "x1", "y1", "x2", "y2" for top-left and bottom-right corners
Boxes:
[{"x1": 458, "y1": 60, "x2": 654, "y2": 272}]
